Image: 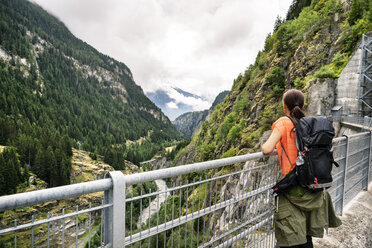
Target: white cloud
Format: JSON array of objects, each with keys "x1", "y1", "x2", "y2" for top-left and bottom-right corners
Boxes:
[
  {"x1": 166, "y1": 101, "x2": 178, "y2": 109},
  {"x1": 166, "y1": 87, "x2": 210, "y2": 111},
  {"x1": 32, "y1": 0, "x2": 292, "y2": 102}
]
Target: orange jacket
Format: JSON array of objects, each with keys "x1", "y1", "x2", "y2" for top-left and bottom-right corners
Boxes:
[{"x1": 272, "y1": 116, "x2": 298, "y2": 175}]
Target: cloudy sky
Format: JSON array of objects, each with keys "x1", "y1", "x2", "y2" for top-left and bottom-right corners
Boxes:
[{"x1": 32, "y1": 0, "x2": 292, "y2": 109}]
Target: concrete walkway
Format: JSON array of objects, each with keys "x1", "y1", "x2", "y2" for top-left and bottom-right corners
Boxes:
[{"x1": 313, "y1": 183, "x2": 372, "y2": 248}]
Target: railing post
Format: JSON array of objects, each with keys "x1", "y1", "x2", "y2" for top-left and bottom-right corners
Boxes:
[
  {"x1": 357, "y1": 34, "x2": 364, "y2": 118},
  {"x1": 104, "y1": 171, "x2": 126, "y2": 247},
  {"x1": 365, "y1": 131, "x2": 372, "y2": 189},
  {"x1": 340, "y1": 135, "x2": 349, "y2": 216}
]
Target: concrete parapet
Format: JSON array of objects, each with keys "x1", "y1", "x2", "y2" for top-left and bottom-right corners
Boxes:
[{"x1": 335, "y1": 48, "x2": 361, "y2": 114}]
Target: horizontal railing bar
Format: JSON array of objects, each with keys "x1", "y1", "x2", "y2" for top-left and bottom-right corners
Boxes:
[
  {"x1": 0, "y1": 203, "x2": 112, "y2": 235},
  {"x1": 127, "y1": 163, "x2": 273, "y2": 202},
  {"x1": 331, "y1": 175, "x2": 345, "y2": 186},
  {"x1": 247, "y1": 229, "x2": 275, "y2": 248},
  {"x1": 214, "y1": 217, "x2": 273, "y2": 248},
  {"x1": 345, "y1": 175, "x2": 368, "y2": 195},
  {"x1": 328, "y1": 183, "x2": 343, "y2": 195},
  {"x1": 124, "y1": 152, "x2": 276, "y2": 186},
  {"x1": 333, "y1": 170, "x2": 345, "y2": 180},
  {"x1": 199, "y1": 208, "x2": 274, "y2": 248},
  {"x1": 0, "y1": 178, "x2": 112, "y2": 212},
  {"x1": 332, "y1": 194, "x2": 343, "y2": 204},
  {"x1": 334, "y1": 155, "x2": 346, "y2": 163},
  {"x1": 333, "y1": 136, "x2": 346, "y2": 143},
  {"x1": 347, "y1": 146, "x2": 370, "y2": 157},
  {"x1": 348, "y1": 136, "x2": 370, "y2": 144},
  {"x1": 125, "y1": 184, "x2": 274, "y2": 245},
  {"x1": 345, "y1": 131, "x2": 371, "y2": 139},
  {"x1": 346, "y1": 157, "x2": 369, "y2": 175}
]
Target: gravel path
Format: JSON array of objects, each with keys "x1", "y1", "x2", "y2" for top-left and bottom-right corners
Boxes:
[
  {"x1": 313, "y1": 183, "x2": 372, "y2": 248},
  {"x1": 137, "y1": 179, "x2": 170, "y2": 229}
]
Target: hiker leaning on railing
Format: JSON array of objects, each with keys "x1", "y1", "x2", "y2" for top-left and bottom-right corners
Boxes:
[{"x1": 261, "y1": 89, "x2": 342, "y2": 248}]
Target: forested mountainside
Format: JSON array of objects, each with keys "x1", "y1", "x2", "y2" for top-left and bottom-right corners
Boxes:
[
  {"x1": 173, "y1": 90, "x2": 229, "y2": 138},
  {"x1": 175, "y1": 0, "x2": 371, "y2": 165},
  {"x1": 0, "y1": 0, "x2": 180, "y2": 194}
]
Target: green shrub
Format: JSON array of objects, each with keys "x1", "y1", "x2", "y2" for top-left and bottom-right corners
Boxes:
[
  {"x1": 266, "y1": 66, "x2": 285, "y2": 96},
  {"x1": 330, "y1": 52, "x2": 349, "y2": 75},
  {"x1": 227, "y1": 124, "x2": 242, "y2": 142},
  {"x1": 237, "y1": 91, "x2": 250, "y2": 111},
  {"x1": 332, "y1": 52, "x2": 348, "y2": 68},
  {"x1": 201, "y1": 142, "x2": 216, "y2": 161},
  {"x1": 288, "y1": 6, "x2": 320, "y2": 37},
  {"x1": 275, "y1": 25, "x2": 292, "y2": 54},
  {"x1": 89, "y1": 152, "x2": 97, "y2": 160},
  {"x1": 221, "y1": 146, "x2": 236, "y2": 158},
  {"x1": 216, "y1": 112, "x2": 237, "y2": 142},
  {"x1": 294, "y1": 77, "x2": 304, "y2": 89},
  {"x1": 264, "y1": 33, "x2": 274, "y2": 52},
  {"x1": 314, "y1": 65, "x2": 339, "y2": 78}
]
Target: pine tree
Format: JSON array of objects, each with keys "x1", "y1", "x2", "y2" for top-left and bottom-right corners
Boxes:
[
  {"x1": 0, "y1": 154, "x2": 6, "y2": 195},
  {"x1": 1, "y1": 148, "x2": 20, "y2": 194},
  {"x1": 34, "y1": 148, "x2": 47, "y2": 182},
  {"x1": 273, "y1": 16, "x2": 283, "y2": 32},
  {"x1": 46, "y1": 146, "x2": 56, "y2": 187},
  {"x1": 285, "y1": 0, "x2": 312, "y2": 21},
  {"x1": 62, "y1": 135, "x2": 72, "y2": 157},
  {"x1": 16, "y1": 134, "x2": 36, "y2": 167},
  {"x1": 61, "y1": 156, "x2": 71, "y2": 185}
]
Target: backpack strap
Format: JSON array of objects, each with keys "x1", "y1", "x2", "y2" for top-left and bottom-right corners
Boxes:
[
  {"x1": 280, "y1": 142, "x2": 294, "y2": 169},
  {"x1": 286, "y1": 115, "x2": 304, "y2": 152},
  {"x1": 329, "y1": 150, "x2": 340, "y2": 167}
]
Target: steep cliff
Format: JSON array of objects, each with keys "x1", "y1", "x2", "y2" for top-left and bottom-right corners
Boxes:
[{"x1": 175, "y1": 0, "x2": 371, "y2": 165}]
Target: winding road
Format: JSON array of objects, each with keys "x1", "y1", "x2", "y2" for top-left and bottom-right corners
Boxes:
[{"x1": 137, "y1": 179, "x2": 170, "y2": 229}]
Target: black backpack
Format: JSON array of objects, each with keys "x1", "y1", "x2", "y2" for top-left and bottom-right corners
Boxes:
[{"x1": 272, "y1": 116, "x2": 339, "y2": 194}]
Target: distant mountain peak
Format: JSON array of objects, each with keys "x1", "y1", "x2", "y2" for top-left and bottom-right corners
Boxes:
[
  {"x1": 172, "y1": 90, "x2": 230, "y2": 138},
  {"x1": 146, "y1": 86, "x2": 210, "y2": 120}
]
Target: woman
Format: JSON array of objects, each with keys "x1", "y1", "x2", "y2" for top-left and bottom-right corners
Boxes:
[{"x1": 262, "y1": 89, "x2": 341, "y2": 248}]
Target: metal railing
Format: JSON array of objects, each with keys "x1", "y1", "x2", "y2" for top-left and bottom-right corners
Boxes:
[
  {"x1": 343, "y1": 116, "x2": 372, "y2": 129},
  {"x1": 0, "y1": 132, "x2": 371, "y2": 247},
  {"x1": 357, "y1": 33, "x2": 372, "y2": 117}
]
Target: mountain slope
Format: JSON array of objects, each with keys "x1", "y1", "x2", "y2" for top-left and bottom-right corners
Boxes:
[
  {"x1": 0, "y1": 0, "x2": 180, "y2": 190},
  {"x1": 174, "y1": 0, "x2": 371, "y2": 165},
  {"x1": 172, "y1": 90, "x2": 229, "y2": 138}
]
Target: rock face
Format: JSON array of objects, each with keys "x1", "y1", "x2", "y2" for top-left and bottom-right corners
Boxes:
[
  {"x1": 140, "y1": 156, "x2": 171, "y2": 170},
  {"x1": 307, "y1": 78, "x2": 337, "y2": 116},
  {"x1": 172, "y1": 110, "x2": 209, "y2": 138}
]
